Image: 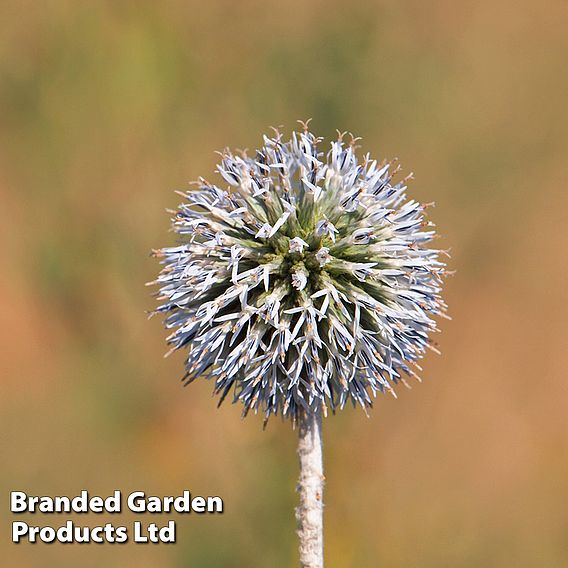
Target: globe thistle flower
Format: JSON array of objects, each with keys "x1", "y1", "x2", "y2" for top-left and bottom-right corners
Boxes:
[
  {"x1": 151, "y1": 122, "x2": 447, "y2": 424},
  {"x1": 151, "y1": 122, "x2": 448, "y2": 567}
]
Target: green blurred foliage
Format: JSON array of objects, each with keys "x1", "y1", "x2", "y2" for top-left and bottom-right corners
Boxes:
[{"x1": 2, "y1": 0, "x2": 568, "y2": 566}]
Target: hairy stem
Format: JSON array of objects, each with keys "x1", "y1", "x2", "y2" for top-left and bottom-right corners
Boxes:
[{"x1": 296, "y1": 408, "x2": 324, "y2": 568}]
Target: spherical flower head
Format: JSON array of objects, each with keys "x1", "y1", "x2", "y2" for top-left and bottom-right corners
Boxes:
[{"x1": 151, "y1": 123, "x2": 448, "y2": 424}]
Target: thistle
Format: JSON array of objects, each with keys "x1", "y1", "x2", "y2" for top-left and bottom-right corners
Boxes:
[{"x1": 151, "y1": 121, "x2": 447, "y2": 567}]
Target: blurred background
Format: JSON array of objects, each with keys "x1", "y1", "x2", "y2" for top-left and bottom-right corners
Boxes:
[{"x1": 1, "y1": 0, "x2": 567, "y2": 566}]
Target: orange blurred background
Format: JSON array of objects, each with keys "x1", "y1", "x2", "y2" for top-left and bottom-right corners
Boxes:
[{"x1": 1, "y1": 1, "x2": 568, "y2": 566}]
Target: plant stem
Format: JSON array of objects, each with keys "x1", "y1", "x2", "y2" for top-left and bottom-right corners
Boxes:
[{"x1": 296, "y1": 408, "x2": 324, "y2": 568}]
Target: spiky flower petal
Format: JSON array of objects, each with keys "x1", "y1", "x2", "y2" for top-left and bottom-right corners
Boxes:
[{"x1": 151, "y1": 124, "x2": 447, "y2": 422}]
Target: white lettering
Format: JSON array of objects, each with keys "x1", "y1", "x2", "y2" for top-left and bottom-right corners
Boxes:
[
  {"x1": 12, "y1": 521, "x2": 28, "y2": 542},
  {"x1": 10, "y1": 492, "x2": 28, "y2": 513},
  {"x1": 128, "y1": 491, "x2": 146, "y2": 513}
]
